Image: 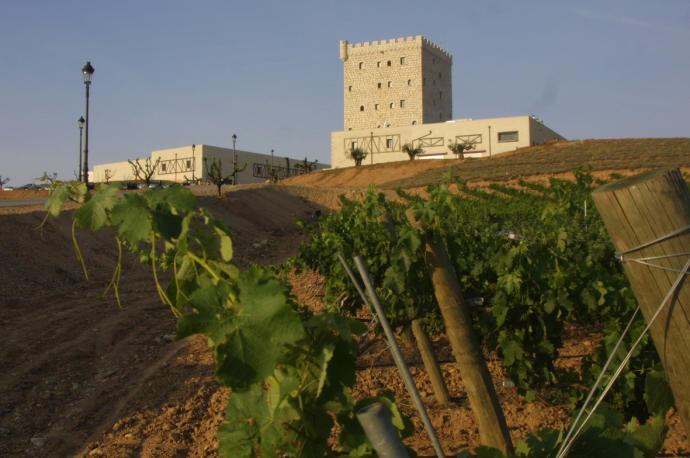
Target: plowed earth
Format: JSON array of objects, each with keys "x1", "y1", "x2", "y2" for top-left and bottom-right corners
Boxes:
[{"x1": 1, "y1": 158, "x2": 688, "y2": 457}]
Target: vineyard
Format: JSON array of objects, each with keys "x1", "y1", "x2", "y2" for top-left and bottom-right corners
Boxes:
[{"x1": 1, "y1": 139, "x2": 689, "y2": 457}]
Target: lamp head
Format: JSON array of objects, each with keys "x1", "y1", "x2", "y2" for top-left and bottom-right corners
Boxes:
[{"x1": 82, "y1": 61, "x2": 94, "y2": 83}]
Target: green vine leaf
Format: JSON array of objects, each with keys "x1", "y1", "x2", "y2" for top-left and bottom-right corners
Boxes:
[{"x1": 73, "y1": 183, "x2": 120, "y2": 230}]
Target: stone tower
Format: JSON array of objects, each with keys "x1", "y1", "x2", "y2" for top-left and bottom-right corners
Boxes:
[{"x1": 340, "y1": 35, "x2": 452, "y2": 131}]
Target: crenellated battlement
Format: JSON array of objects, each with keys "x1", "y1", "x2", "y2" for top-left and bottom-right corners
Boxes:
[{"x1": 344, "y1": 35, "x2": 452, "y2": 61}]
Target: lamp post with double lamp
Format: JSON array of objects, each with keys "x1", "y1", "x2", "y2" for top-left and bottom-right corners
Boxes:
[
  {"x1": 78, "y1": 116, "x2": 85, "y2": 181},
  {"x1": 81, "y1": 61, "x2": 94, "y2": 183},
  {"x1": 232, "y1": 133, "x2": 237, "y2": 185}
]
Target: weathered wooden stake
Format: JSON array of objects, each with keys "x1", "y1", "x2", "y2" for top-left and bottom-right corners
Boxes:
[
  {"x1": 592, "y1": 168, "x2": 690, "y2": 437},
  {"x1": 411, "y1": 319, "x2": 451, "y2": 405},
  {"x1": 407, "y1": 211, "x2": 514, "y2": 455},
  {"x1": 380, "y1": 212, "x2": 451, "y2": 405}
]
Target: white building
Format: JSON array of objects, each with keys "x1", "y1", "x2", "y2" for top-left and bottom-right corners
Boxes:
[{"x1": 92, "y1": 144, "x2": 327, "y2": 184}]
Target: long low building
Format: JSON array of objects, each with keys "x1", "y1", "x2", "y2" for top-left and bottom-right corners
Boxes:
[
  {"x1": 92, "y1": 144, "x2": 327, "y2": 184},
  {"x1": 330, "y1": 115, "x2": 565, "y2": 168}
]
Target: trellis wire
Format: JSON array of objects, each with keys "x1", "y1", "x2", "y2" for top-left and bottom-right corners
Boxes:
[{"x1": 556, "y1": 251, "x2": 690, "y2": 458}]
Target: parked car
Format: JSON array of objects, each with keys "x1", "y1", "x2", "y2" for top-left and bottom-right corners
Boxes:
[{"x1": 2, "y1": 186, "x2": 14, "y2": 191}]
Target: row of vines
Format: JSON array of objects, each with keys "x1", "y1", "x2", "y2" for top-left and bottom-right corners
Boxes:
[
  {"x1": 44, "y1": 169, "x2": 675, "y2": 457},
  {"x1": 291, "y1": 169, "x2": 673, "y2": 456}
]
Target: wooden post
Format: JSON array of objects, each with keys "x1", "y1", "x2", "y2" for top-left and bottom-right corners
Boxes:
[
  {"x1": 408, "y1": 211, "x2": 514, "y2": 455},
  {"x1": 592, "y1": 168, "x2": 690, "y2": 437},
  {"x1": 411, "y1": 319, "x2": 451, "y2": 405},
  {"x1": 379, "y1": 213, "x2": 452, "y2": 405}
]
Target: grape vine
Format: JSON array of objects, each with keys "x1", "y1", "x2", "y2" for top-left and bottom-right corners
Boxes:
[
  {"x1": 294, "y1": 169, "x2": 668, "y2": 417},
  {"x1": 44, "y1": 182, "x2": 413, "y2": 457}
]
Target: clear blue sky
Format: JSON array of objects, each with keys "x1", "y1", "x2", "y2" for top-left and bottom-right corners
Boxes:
[{"x1": 1, "y1": 0, "x2": 689, "y2": 187}]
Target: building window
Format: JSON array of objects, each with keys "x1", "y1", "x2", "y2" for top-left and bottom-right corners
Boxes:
[
  {"x1": 498, "y1": 131, "x2": 519, "y2": 142},
  {"x1": 348, "y1": 85, "x2": 352, "y2": 92},
  {"x1": 161, "y1": 163, "x2": 167, "y2": 172},
  {"x1": 386, "y1": 138, "x2": 393, "y2": 148},
  {"x1": 439, "y1": 72, "x2": 442, "y2": 79},
  {"x1": 360, "y1": 105, "x2": 364, "y2": 111},
  {"x1": 400, "y1": 57, "x2": 406, "y2": 64},
  {"x1": 423, "y1": 77, "x2": 426, "y2": 86},
  {"x1": 407, "y1": 79, "x2": 412, "y2": 86},
  {"x1": 377, "y1": 61, "x2": 382, "y2": 67},
  {"x1": 375, "y1": 103, "x2": 380, "y2": 110},
  {"x1": 400, "y1": 100, "x2": 405, "y2": 108},
  {"x1": 439, "y1": 91, "x2": 442, "y2": 99},
  {"x1": 387, "y1": 81, "x2": 392, "y2": 87},
  {"x1": 351, "y1": 141, "x2": 358, "y2": 150},
  {"x1": 389, "y1": 102, "x2": 394, "y2": 109},
  {"x1": 387, "y1": 60, "x2": 391, "y2": 66},
  {"x1": 377, "y1": 82, "x2": 382, "y2": 89},
  {"x1": 186, "y1": 160, "x2": 192, "y2": 169},
  {"x1": 359, "y1": 62, "x2": 363, "y2": 69}
]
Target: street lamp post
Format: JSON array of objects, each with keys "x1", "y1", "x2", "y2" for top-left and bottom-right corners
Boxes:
[
  {"x1": 191, "y1": 144, "x2": 196, "y2": 182},
  {"x1": 232, "y1": 133, "x2": 237, "y2": 185},
  {"x1": 81, "y1": 61, "x2": 94, "y2": 183},
  {"x1": 78, "y1": 116, "x2": 85, "y2": 181}
]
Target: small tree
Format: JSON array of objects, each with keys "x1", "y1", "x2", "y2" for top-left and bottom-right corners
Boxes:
[
  {"x1": 128, "y1": 158, "x2": 161, "y2": 187},
  {"x1": 37, "y1": 172, "x2": 59, "y2": 190},
  {"x1": 265, "y1": 160, "x2": 279, "y2": 183},
  {"x1": 448, "y1": 138, "x2": 478, "y2": 159},
  {"x1": 402, "y1": 143, "x2": 424, "y2": 160},
  {"x1": 103, "y1": 169, "x2": 114, "y2": 184},
  {"x1": 0, "y1": 175, "x2": 10, "y2": 190},
  {"x1": 285, "y1": 158, "x2": 289, "y2": 178},
  {"x1": 204, "y1": 158, "x2": 246, "y2": 197},
  {"x1": 348, "y1": 147, "x2": 367, "y2": 167},
  {"x1": 205, "y1": 158, "x2": 230, "y2": 197},
  {"x1": 295, "y1": 157, "x2": 319, "y2": 174}
]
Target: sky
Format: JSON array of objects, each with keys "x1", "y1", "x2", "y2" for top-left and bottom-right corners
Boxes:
[{"x1": 1, "y1": 0, "x2": 689, "y2": 187}]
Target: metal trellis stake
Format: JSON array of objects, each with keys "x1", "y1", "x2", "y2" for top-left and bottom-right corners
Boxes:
[{"x1": 339, "y1": 253, "x2": 446, "y2": 458}]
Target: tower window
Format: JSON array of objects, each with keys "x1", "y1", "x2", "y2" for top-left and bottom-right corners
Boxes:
[
  {"x1": 377, "y1": 82, "x2": 382, "y2": 89},
  {"x1": 412, "y1": 120, "x2": 417, "y2": 125},
  {"x1": 387, "y1": 60, "x2": 391, "y2": 66},
  {"x1": 387, "y1": 81, "x2": 392, "y2": 87},
  {"x1": 439, "y1": 72, "x2": 442, "y2": 78},
  {"x1": 375, "y1": 104, "x2": 380, "y2": 110},
  {"x1": 348, "y1": 85, "x2": 352, "y2": 92},
  {"x1": 400, "y1": 100, "x2": 406, "y2": 108},
  {"x1": 359, "y1": 62, "x2": 363, "y2": 69},
  {"x1": 408, "y1": 79, "x2": 412, "y2": 86},
  {"x1": 423, "y1": 77, "x2": 426, "y2": 86},
  {"x1": 377, "y1": 61, "x2": 382, "y2": 67},
  {"x1": 389, "y1": 102, "x2": 394, "y2": 109},
  {"x1": 400, "y1": 57, "x2": 406, "y2": 64},
  {"x1": 439, "y1": 91, "x2": 443, "y2": 99},
  {"x1": 360, "y1": 105, "x2": 364, "y2": 111}
]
